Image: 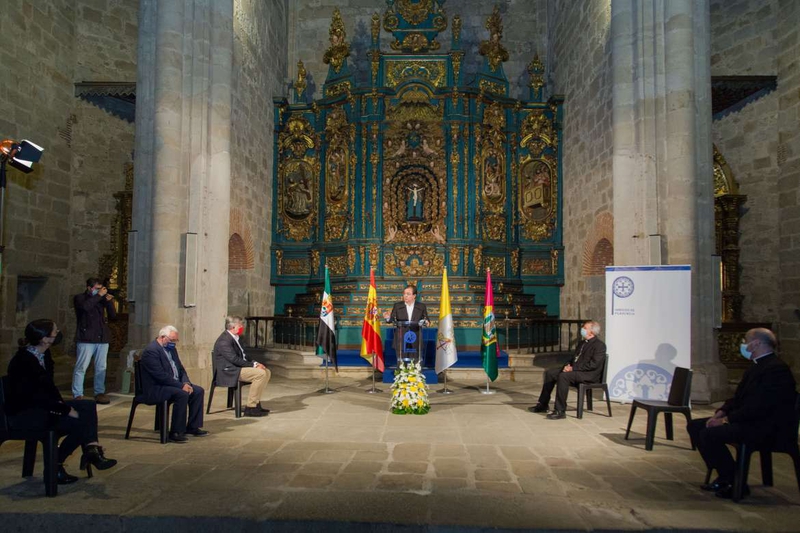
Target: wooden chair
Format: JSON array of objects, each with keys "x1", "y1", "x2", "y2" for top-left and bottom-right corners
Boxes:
[{"x1": 624, "y1": 366, "x2": 694, "y2": 451}]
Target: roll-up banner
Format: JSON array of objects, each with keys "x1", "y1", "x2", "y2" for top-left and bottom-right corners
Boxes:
[{"x1": 605, "y1": 265, "x2": 691, "y2": 402}]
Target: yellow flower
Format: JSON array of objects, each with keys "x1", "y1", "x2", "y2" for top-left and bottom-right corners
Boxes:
[
  {"x1": 417, "y1": 399, "x2": 424, "y2": 406},
  {"x1": 402, "y1": 399, "x2": 410, "y2": 406},
  {"x1": 409, "y1": 376, "x2": 417, "y2": 382}
]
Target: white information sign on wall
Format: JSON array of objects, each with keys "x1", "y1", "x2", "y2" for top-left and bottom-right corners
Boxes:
[{"x1": 605, "y1": 265, "x2": 691, "y2": 402}]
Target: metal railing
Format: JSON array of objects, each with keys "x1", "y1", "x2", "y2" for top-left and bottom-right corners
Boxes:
[
  {"x1": 244, "y1": 316, "x2": 318, "y2": 350},
  {"x1": 495, "y1": 318, "x2": 585, "y2": 354},
  {"x1": 246, "y1": 315, "x2": 585, "y2": 354}
]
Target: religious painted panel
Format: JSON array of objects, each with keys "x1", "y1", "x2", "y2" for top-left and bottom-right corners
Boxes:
[
  {"x1": 519, "y1": 154, "x2": 557, "y2": 242},
  {"x1": 277, "y1": 114, "x2": 318, "y2": 242}
]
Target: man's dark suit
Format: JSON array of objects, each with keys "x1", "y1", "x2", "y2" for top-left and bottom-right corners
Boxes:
[
  {"x1": 687, "y1": 353, "x2": 797, "y2": 483},
  {"x1": 387, "y1": 301, "x2": 429, "y2": 358},
  {"x1": 139, "y1": 340, "x2": 204, "y2": 435},
  {"x1": 212, "y1": 331, "x2": 250, "y2": 388},
  {"x1": 536, "y1": 336, "x2": 606, "y2": 412}
]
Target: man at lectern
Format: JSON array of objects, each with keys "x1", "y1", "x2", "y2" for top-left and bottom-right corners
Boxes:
[{"x1": 383, "y1": 285, "x2": 429, "y2": 359}]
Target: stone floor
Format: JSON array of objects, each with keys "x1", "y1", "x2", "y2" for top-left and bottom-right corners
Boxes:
[{"x1": 1, "y1": 376, "x2": 799, "y2": 532}]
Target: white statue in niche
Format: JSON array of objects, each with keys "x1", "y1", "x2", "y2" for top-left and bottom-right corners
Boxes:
[{"x1": 406, "y1": 184, "x2": 424, "y2": 220}]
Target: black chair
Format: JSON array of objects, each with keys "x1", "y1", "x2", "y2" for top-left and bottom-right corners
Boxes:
[
  {"x1": 625, "y1": 366, "x2": 694, "y2": 451},
  {"x1": 573, "y1": 354, "x2": 613, "y2": 419},
  {"x1": 124, "y1": 359, "x2": 170, "y2": 444},
  {"x1": 0, "y1": 375, "x2": 60, "y2": 496},
  {"x1": 703, "y1": 394, "x2": 800, "y2": 502},
  {"x1": 206, "y1": 354, "x2": 249, "y2": 419}
]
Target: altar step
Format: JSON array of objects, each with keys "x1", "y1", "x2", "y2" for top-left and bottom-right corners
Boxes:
[{"x1": 254, "y1": 347, "x2": 572, "y2": 383}]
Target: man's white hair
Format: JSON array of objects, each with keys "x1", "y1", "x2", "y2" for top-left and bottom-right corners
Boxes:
[
  {"x1": 158, "y1": 325, "x2": 178, "y2": 338},
  {"x1": 584, "y1": 321, "x2": 601, "y2": 336}
]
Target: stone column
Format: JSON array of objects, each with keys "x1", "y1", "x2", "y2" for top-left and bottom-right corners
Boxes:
[
  {"x1": 127, "y1": 0, "x2": 233, "y2": 386},
  {"x1": 611, "y1": 0, "x2": 725, "y2": 402}
]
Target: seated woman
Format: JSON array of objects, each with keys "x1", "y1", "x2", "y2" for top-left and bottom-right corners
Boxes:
[{"x1": 6, "y1": 319, "x2": 117, "y2": 484}]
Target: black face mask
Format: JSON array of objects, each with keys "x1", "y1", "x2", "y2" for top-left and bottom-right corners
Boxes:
[{"x1": 50, "y1": 331, "x2": 63, "y2": 346}]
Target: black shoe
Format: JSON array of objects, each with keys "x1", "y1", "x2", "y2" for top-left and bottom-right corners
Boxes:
[
  {"x1": 528, "y1": 403, "x2": 549, "y2": 413},
  {"x1": 57, "y1": 465, "x2": 78, "y2": 484},
  {"x1": 186, "y1": 428, "x2": 209, "y2": 437},
  {"x1": 546, "y1": 410, "x2": 566, "y2": 420},
  {"x1": 715, "y1": 483, "x2": 750, "y2": 499},
  {"x1": 700, "y1": 477, "x2": 727, "y2": 492},
  {"x1": 80, "y1": 445, "x2": 117, "y2": 471},
  {"x1": 243, "y1": 406, "x2": 266, "y2": 417},
  {"x1": 169, "y1": 432, "x2": 188, "y2": 443},
  {"x1": 257, "y1": 404, "x2": 271, "y2": 414}
]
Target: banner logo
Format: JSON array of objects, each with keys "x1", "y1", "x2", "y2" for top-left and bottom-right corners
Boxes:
[{"x1": 612, "y1": 276, "x2": 634, "y2": 298}]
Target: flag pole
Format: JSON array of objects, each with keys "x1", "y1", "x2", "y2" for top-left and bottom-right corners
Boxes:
[
  {"x1": 437, "y1": 369, "x2": 453, "y2": 394},
  {"x1": 480, "y1": 374, "x2": 496, "y2": 395},
  {"x1": 366, "y1": 352, "x2": 382, "y2": 393},
  {"x1": 319, "y1": 355, "x2": 335, "y2": 394}
]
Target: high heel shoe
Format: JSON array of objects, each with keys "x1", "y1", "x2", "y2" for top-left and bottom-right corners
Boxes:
[
  {"x1": 80, "y1": 444, "x2": 118, "y2": 472},
  {"x1": 57, "y1": 464, "x2": 78, "y2": 484}
]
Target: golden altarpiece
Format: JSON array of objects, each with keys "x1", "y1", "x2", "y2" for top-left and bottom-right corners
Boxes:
[{"x1": 271, "y1": 2, "x2": 564, "y2": 348}]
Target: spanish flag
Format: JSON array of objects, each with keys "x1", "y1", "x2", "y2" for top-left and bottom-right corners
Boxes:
[
  {"x1": 360, "y1": 268, "x2": 384, "y2": 371},
  {"x1": 481, "y1": 268, "x2": 499, "y2": 381}
]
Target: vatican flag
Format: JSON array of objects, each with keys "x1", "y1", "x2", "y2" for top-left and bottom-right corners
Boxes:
[{"x1": 435, "y1": 268, "x2": 458, "y2": 374}]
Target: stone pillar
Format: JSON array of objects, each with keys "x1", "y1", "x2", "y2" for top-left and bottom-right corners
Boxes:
[
  {"x1": 127, "y1": 0, "x2": 233, "y2": 387},
  {"x1": 611, "y1": 0, "x2": 725, "y2": 402}
]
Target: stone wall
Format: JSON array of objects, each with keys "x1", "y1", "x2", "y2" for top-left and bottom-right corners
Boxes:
[
  {"x1": 230, "y1": 0, "x2": 289, "y2": 318},
  {"x1": 710, "y1": 0, "x2": 781, "y2": 324},
  {"x1": 289, "y1": 0, "x2": 546, "y2": 101},
  {"x1": 709, "y1": 0, "x2": 800, "y2": 373},
  {"x1": 775, "y1": 0, "x2": 800, "y2": 372},
  {"x1": 0, "y1": 0, "x2": 138, "y2": 366},
  {"x1": 549, "y1": 0, "x2": 614, "y2": 323}
]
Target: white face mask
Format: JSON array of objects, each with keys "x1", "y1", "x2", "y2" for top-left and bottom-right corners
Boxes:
[{"x1": 580, "y1": 327, "x2": 588, "y2": 339}]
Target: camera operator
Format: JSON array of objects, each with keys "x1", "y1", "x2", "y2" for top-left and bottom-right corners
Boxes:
[{"x1": 72, "y1": 277, "x2": 116, "y2": 403}]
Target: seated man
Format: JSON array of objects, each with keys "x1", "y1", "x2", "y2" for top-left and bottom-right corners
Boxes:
[
  {"x1": 212, "y1": 316, "x2": 271, "y2": 417},
  {"x1": 140, "y1": 325, "x2": 208, "y2": 443},
  {"x1": 528, "y1": 320, "x2": 606, "y2": 420},
  {"x1": 687, "y1": 328, "x2": 797, "y2": 499}
]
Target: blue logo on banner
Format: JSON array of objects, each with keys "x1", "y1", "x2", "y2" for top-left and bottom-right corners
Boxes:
[
  {"x1": 613, "y1": 276, "x2": 634, "y2": 298},
  {"x1": 610, "y1": 363, "x2": 672, "y2": 402}
]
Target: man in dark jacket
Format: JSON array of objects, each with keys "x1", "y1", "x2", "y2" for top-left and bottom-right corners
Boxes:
[
  {"x1": 72, "y1": 277, "x2": 117, "y2": 403},
  {"x1": 528, "y1": 320, "x2": 607, "y2": 420},
  {"x1": 139, "y1": 325, "x2": 207, "y2": 443},
  {"x1": 687, "y1": 328, "x2": 797, "y2": 499},
  {"x1": 211, "y1": 316, "x2": 270, "y2": 417}
]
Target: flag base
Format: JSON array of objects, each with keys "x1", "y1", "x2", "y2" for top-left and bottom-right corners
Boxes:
[
  {"x1": 318, "y1": 388, "x2": 336, "y2": 394},
  {"x1": 437, "y1": 388, "x2": 454, "y2": 394}
]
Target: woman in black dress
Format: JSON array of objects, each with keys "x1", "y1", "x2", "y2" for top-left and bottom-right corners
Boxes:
[{"x1": 6, "y1": 319, "x2": 117, "y2": 484}]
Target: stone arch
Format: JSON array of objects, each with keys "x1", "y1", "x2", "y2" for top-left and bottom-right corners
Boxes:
[
  {"x1": 582, "y1": 212, "x2": 614, "y2": 276},
  {"x1": 228, "y1": 233, "x2": 249, "y2": 271},
  {"x1": 228, "y1": 208, "x2": 255, "y2": 270}
]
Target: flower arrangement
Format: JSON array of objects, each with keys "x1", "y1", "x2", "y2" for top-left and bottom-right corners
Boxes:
[{"x1": 390, "y1": 360, "x2": 430, "y2": 415}]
